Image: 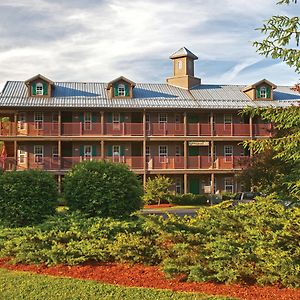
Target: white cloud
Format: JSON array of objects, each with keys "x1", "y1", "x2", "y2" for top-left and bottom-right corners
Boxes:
[{"x1": 0, "y1": 0, "x2": 299, "y2": 92}]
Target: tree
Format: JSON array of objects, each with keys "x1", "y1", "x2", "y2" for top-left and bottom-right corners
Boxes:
[
  {"x1": 63, "y1": 160, "x2": 143, "y2": 217},
  {"x1": 143, "y1": 175, "x2": 173, "y2": 205},
  {"x1": 253, "y1": 0, "x2": 300, "y2": 73}
]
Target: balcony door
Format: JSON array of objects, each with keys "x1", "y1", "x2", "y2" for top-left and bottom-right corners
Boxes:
[
  {"x1": 17, "y1": 145, "x2": 27, "y2": 169},
  {"x1": 159, "y1": 145, "x2": 168, "y2": 163},
  {"x1": 17, "y1": 112, "x2": 27, "y2": 135},
  {"x1": 83, "y1": 145, "x2": 92, "y2": 161},
  {"x1": 112, "y1": 145, "x2": 121, "y2": 163}
]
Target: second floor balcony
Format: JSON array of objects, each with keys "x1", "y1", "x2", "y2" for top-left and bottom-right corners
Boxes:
[{"x1": 0, "y1": 121, "x2": 272, "y2": 137}]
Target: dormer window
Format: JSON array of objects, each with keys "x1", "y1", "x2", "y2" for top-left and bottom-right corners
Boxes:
[
  {"x1": 118, "y1": 84, "x2": 125, "y2": 96},
  {"x1": 36, "y1": 83, "x2": 43, "y2": 95},
  {"x1": 260, "y1": 86, "x2": 267, "y2": 98}
]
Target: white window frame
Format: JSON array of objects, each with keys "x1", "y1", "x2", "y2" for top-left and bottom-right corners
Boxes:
[
  {"x1": 84, "y1": 145, "x2": 92, "y2": 161},
  {"x1": 175, "y1": 178, "x2": 182, "y2": 194},
  {"x1": 224, "y1": 177, "x2": 234, "y2": 193},
  {"x1": 84, "y1": 112, "x2": 92, "y2": 131},
  {"x1": 18, "y1": 112, "x2": 26, "y2": 130},
  {"x1": 118, "y1": 84, "x2": 125, "y2": 96},
  {"x1": 260, "y1": 86, "x2": 267, "y2": 98},
  {"x1": 34, "y1": 145, "x2": 44, "y2": 164},
  {"x1": 208, "y1": 145, "x2": 217, "y2": 159},
  {"x1": 36, "y1": 83, "x2": 43, "y2": 95},
  {"x1": 112, "y1": 113, "x2": 120, "y2": 123},
  {"x1": 159, "y1": 113, "x2": 168, "y2": 123},
  {"x1": 52, "y1": 146, "x2": 59, "y2": 160},
  {"x1": 175, "y1": 145, "x2": 181, "y2": 156},
  {"x1": 18, "y1": 146, "x2": 26, "y2": 164},
  {"x1": 159, "y1": 145, "x2": 168, "y2": 163},
  {"x1": 224, "y1": 145, "x2": 233, "y2": 162},
  {"x1": 178, "y1": 60, "x2": 183, "y2": 70},
  {"x1": 146, "y1": 146, "x2": 150, "y2": 157},
  {"x1": 112, "y1": 145, "x2": 120, "y2": 157},
  {"x1": 34, "y1": 112, "x2": 44, "y2": 130},
  {"x1": 224, "y1": 114, "x2": 232, "y2": 125}
]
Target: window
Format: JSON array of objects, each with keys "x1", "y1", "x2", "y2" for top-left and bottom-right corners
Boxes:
[
  {"x1": 84, "y1": 112, "x2": 92, "y2": 130},
  {"x1": 34, "y1": 145, "x2": 44, "y2": 163},
  {"x1": 175, "y1": 178, "x2": 181, "y2": 194},
  {"x1": 112, "y1": 113, "x2": 120, "y2": 123},
  {"x1": 159, "y1": 113, "x2": 168, "y2": 123},
  {"x1": 159, "y1": 145, "x2": 168, "y2": 163},
  {"x1": 113, "y1": 145, "x2": 120, "y2": 157},
  {"x1": 224, "y1": 145, "x2": 233, "y2": 161},
  {"x1": 224, "y1": 114, "x2": 232, "y2": 125},
  {"x1": 208, "y1": 145, "x2": 217, "y2": 159},
  {"x1": 52, "y1": 146, "x2": 59, "y2": 160},
  {"x1": 18, "y1": 112, "x2": 26, "y2": 130},
  {"x1": 175, "y1": 114, "x2": 181, "y2": 124},
  {"x1": 36, "y1": 83, "x2": 43, "y2": 95},
  {"x1": 18, "y1": 146, "x2": 26, "y2": 164},
  {"x1": 34, "y1": 112, "x2": 44, "y2": 130},
  {"x1": 224, "y1": 177, "x2": 234, "y2": 193},
  {"x1": 175, "y1": 145, "x2": 181, "y2": 156},
  {"x1": 178, "y1": 60, "x2": 182, "y2": 70},
  {"x1": 118, "y1": 84, "x2": 125, "y2": 96},
  {"x1": 146, "y1": 146, "x2": 150, "y2": 157},
  {"x1": 260, "y1": 86, "x2": 267, "y2": 98},
  {"x1": 84, "y1": 145, "x2": 92, "y2": 161}
]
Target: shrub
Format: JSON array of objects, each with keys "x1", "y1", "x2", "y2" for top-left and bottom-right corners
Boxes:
[
  {"x1": 143, "y1": 175, "x2": 173, "y2": 205},
  {"x1": 220, "y1": 192, "x2": 236, "y2": 200},
  {"x1": 0, "y1": 170, "x2": 57, "y2": 227},
  {"x1": 63, "y1": 160, "x2": 143, "y2": 217},
  {"x1": 169, "y1": 193, "x2": 208, "y2": 206}
]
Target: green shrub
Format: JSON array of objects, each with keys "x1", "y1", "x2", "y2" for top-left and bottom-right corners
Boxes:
[
  {"x1": 220, "y1": 192, "x2": 236, "y2": 200},
  {"x1": 0, "y1": 170, "x2": 57, "y2": 227},
  {"x1": 63, "y1": 160, "x2": 143, "y2": 217},
  {"x1": 143, "y1": 175, "x2": 173, "y2": 205},
  {"x1": 169, "y1": 193, "x2": 208, "y2": 206}
]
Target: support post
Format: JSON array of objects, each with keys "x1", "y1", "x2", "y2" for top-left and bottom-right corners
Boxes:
[
  {"x1": 58, "y1": 111, "x2": 62, "y2": 136},
  {"x1": 14, "y1": 113, "x2": 17, "y2": 136},
  {"x1": 14, "y1": 140, "x2": 17, "y2": 170},
  {"x1": 143, "y1": 110, "x2": 147, "y2": 188},
  {"x1": 210, "y1": 111, "x2": 214, "y2": 136},
  {"x1": 210, "y1": 140, "x2": 214, "y2": 169},
  {"x1": 211, "y1": 173, "x2": 215, "y2": 194},
  {"x1": 184, "y1": 173, "x2": 188, "y2": 194},
  {"x1": 183, "y1": 112, "x2": 187, "y2": 136},
  {"x1": 58, "y1": 140, "x2": 61, "y2": 169},
  {"x1": 101, "y1": 140, "x2": 104, "y2": 160},
  {"x1": 100, "y1": 111, "x2": 104, "y2": 135}
]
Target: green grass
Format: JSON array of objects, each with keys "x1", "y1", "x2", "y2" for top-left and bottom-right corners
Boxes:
[{"x1": 0, "y1": 269, "x2": 237, "y2": 300}]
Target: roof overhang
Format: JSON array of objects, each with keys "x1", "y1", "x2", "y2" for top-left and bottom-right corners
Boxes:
[
  {"x1": 25, "y1": 74, "x2": 54, "y2": 86},
  {"x1": 106, "y1": 76, "x2": 136, "y2": 90},
  {"x1": 242, "y1": 79, "x2": 277, "y2": 92}
]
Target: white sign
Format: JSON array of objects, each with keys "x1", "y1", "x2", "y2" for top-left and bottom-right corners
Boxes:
[
  {"x1": 204, "y1": 185, "x2": 211, "y2": 193},
  {"x1": 189, "y1": 141, "x2": 209, "y2": 146}
]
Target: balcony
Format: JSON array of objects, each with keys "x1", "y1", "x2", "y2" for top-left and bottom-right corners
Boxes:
[{"x1": 0, "y1": 121, "x2": 272, "y2": 137}]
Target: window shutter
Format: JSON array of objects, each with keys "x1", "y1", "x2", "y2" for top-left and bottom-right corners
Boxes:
[
  {"x1": 120, "y1": 146, "x2": 125, "y2": 156},
  {"x1": 92, "y1": 113, "x2": 97, "y2": 123},
  {"x1": 266, "y1": 87, "x2": 271, "y2": 98},
  {"x1": 79, "y1": 113, "x2": 84, "y2": 123},
  {"x1": 43, "y1": 83, "x2": 48, "y2": 95},
  {"x1": 256, "y1": 88, "x2": 260, "y2": 99},
  {"x1": 107, "y1": 112, "x2": 112, "y2": 123},
  {"x1": 125, "y1": 84, "x2": 129, "y2": 96},
  {"x1": 188, "y1": 147, "x2": 199, "y2": 156},
  {"x1": 32, "y1": 83, "x2": 36, "y2": 95},
  {"x1": 92, "y1": 145, "x2": 97, "y2": 157},
  {"x1": 80, "y1": 145, "x2": 84, "y2": 157},
  {"x1": 114, "y1": 85, "x2": 118, "y2": 97},
  {"x1": 107, "y1": 145, "x2": 113, "y2": 156},
  {"x1": 120, "y1": 113, "x2": 125, "y2": 123}
]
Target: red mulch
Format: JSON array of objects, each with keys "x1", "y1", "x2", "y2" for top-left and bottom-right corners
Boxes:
[
  {"x1": 144, "y1": 204, "x2": 175, "y2": 208},
  {"x1": 0, "y1": 258, "x2": 299, "y2": 300}
]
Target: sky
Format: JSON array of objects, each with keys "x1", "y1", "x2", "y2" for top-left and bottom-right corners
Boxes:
[{"x1": 0, "y1": 0, "x2": 299, "y2": 91}]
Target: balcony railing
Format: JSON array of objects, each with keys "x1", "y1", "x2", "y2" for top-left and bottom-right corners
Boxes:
[
  {"x1": 1, "y1": 156, "x2": 250, "y2": 171},
  {"x1": 0, "y1": 121, "x2": 272, "y2": 137}
]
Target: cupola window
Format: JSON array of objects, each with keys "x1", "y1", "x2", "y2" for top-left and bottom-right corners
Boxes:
[
  {"x1": 118, "y1": 84, "x2": 125, "y2": 96},
  {"x1": 36, "y1": 83, "x2": 43, "y2": 95},
  {"x1": 178, "y1": 60, "x2": 182, "y2": 70}
]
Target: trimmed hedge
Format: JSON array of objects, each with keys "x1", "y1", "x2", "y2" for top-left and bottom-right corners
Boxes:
[
  {"x1": 169, "y1": 193, "x2": 208, "y2": 206},
  {"x1": 63, "y1": 160, "x2": 143, "y2": 217},
  {"x1": 0, "y1": 170, "x2": 57, "y2": 227}
]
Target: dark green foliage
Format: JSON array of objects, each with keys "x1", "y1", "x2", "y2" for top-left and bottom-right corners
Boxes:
[
  {"x1": 162, "y1": 196, "x2": 300, "y2": 288},
  {"x1": 169, "y1": 193, "x2": 208, "y2": 206},
  {"x1": 0, "y1": 213, "x2": 162, "y2": 266},
  {"x1": 220, "y1": 192, "x2": 236, "y2": 200},
  {"x1": 63, "y1": 160, "x2": 143, "y2": 217},
  {"x1": 0, "y1": 170, "x2": 57, "y2": 227}
]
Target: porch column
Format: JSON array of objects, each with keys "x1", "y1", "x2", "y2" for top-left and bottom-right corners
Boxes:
[
  {"x1": 101, "y1": 140, "x2": 104, "y2": 160},
  {"x1": 249, "y1": 115, "x2": 253, "y2": 157},
  {"x1": 211, "y1": 173, "x2": 215, "y2": 194},
  {"x1": 184, "y1": 140, "x2": 187, "y2": 169},
  {"x1": 183, "y1": 111, "x2": 187, "y2": 136},
  {"x1": 100, "y1": 111, "x2": 104, "y2": 135},
  {"x1": 14, "y1": 140, "x2": 17, "y2": 170},
  {"x1": 210, "y1": 140, "x2": 214, "y2": 169},
  {"x1": 143, "y1": 110, "x2": 147, "y2": 188},
  {"x1": 14, "y1": 113, "x2": 17, "y2": 136},
  {"x1": 58, "y1": 174, "x2": 62, "y2": 194},
  {"x1": 58, "y1": 140, "x2": 61, "y2": 169},
  {"x1": 58, "y1": 111, "x2": 62, "y2": 136},
  {"x1": 210, "y1": 111, "x2": 214, "y2": 136},
  {"x1": 184, "y1": 173, "x2": 188, "y2": 194}
]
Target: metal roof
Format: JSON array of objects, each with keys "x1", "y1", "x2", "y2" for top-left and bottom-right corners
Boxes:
[
  {"x1": 0, "y1": 81, "x2": 299, "y2": 109},
  {"x1": 169, "y1": 47, "x2": 198, "y2": 60}
]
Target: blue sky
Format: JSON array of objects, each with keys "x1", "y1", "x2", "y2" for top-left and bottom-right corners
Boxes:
[{"x1": 0, "y1": 0, "x2": 299, "y2": 90}]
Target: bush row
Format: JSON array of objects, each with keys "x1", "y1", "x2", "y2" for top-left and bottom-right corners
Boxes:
[{"x1": 1, "y1": 196, "x2": 300, "y2": 287}]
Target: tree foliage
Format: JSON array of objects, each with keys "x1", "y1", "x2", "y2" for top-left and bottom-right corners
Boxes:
[
  {"x1": 253, "y1": 0, "x2": 300, "y2": 73},
  {"x1": 63, "y1": 160, "x2": 143, "y2": 217}
]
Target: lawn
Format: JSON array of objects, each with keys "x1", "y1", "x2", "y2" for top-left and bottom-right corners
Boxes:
[{"x1": 0, "y1": 269, "x2": 236, "y2": 300}]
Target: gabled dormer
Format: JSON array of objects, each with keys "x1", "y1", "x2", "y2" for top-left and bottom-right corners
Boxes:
[
  {"x1": 25, "y1": 74, "x2": 54, "y2": 98},
  {"x1": 106, "y1": 76, "x2": 135, "y2": 99},
  {"x1": 242, "y1": 79, "x2": 277, "y2": 101}
]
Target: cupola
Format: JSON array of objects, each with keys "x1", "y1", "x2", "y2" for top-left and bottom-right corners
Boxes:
[{"x1": 166, "y1": 47, "x2": 201, "y2": 89}]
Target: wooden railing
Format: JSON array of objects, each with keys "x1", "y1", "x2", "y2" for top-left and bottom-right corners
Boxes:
[{"x1": 0, "y1": 121, "x2": 273, "y2": 137}]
